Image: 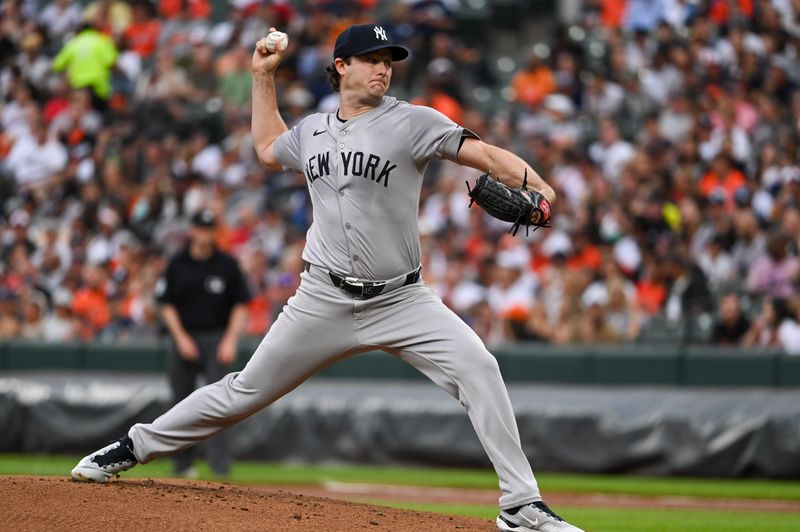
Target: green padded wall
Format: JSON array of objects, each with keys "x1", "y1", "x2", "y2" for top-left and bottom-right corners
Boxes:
[
  {"x1": 84, "y1": 343, "x2": 167, "y2": 372},
  {"x1": 1, "y1": 340, "x2": 797, "y2": 387},
  {"x1": 497, "y1": 344, "x2": 591, "y2": 384},
  {"x1": 684, "y1": 346, "x2": 780, "y2": 386},
  {"x1": 6, "y1": 341, "x2": 84, "y2": 370},
  {"x1": 779, "y1": 356, "x2": 800, "y2": 386},
  {"x1": 592, "y1": 345, "x2": 682, "y2": 385}
]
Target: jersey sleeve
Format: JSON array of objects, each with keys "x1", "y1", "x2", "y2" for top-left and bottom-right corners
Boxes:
[
  {"x1": 272, "y1": 115, "x2": 318, "y2": 171},
  {"x1": 408, "y1": 105, "x2": 479, "y2": 164},
  {"x1": 272, "y1": 125, "x2": 303, "y2": 171}
]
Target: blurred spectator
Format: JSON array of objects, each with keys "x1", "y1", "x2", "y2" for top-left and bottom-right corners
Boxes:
[
  {"x1": 743, "y1": 297, "x2": 800, "y2": 354},
  {"x1": 582, "y1": 70, "x2": 625, "y2": 118},
  {"x1": 39, "y1": 0, "x2": 84, "y2": 46},
  {"x1": 600, "y1": 257, "x2": 642, "y2": 341},
  {"x1": 746, "y1": 231, "x2": 800, "y2": 299},
  {"x1": 4, "y1": 117, "x2": 68, "y2": 191},
  {"x1": 52, "y1": 21, "x2": 119, "y2": 107},
  {"x1": 777, "y1": 300, "x2": 800, "y2": 355},
  {"x1": 697, "y1": 233, "x2": 737, "y2": 293},
  {"x1": 712, "y1": 292, "x2": 751, "y2": 345},
  {"x1": 84, "y1": 0, "x2": 133, "y2": 37},
  {"x1": 512, "y1": 49, "x2": 555, "y2": 107},
  {"x1": 72, "y1": 263, "x2": 111, "y2": 338},
  {"x1": 699, "y1": 155, "x2": 747, "y2": 211},
  {"x1": 624, "y1": 0, "x2": 665, "y2": 31},
  {"x1": 19, "y1": 292, "x2": 46, "y2": 339},
  {"x1": 662, "y1": 252, "x2": 714, "y2": 324},
  {"x1": 588, "y1": 117, "x2": 635, "y2": 183},
  {"x1": 17, "y1": 32, "x2": 50, "y2": 90},
  {"x1": 578, "y1": 283, "x2": 620, "y2": 343},
  {"x1": 0, "y1": 290, "x2": 21, "y2": 338},
  {"x1": 217, "y1": 46, "x2": 252, "y2": 110},
  {"x1": 124, "y1": 1, "x2": 162, "y2": 58},
  {"x1": 41, "y1": 288, "x2": 80, "y2": 342}
]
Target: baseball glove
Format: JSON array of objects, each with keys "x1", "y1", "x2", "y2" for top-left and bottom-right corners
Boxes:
[{"x1": 466, "y1": 170, "x2": 552, "y2": 236}]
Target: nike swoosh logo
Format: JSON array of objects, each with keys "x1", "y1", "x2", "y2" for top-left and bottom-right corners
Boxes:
[{"x1": 313, "y1": 129, "x2": 326, "y2": 136}]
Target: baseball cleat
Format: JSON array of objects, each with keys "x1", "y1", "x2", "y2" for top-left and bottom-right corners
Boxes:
[
  {"x1": 496, "y1": 501, "x2": 584, "y2": 532},
  {"x1": 71, "y1": 436, "x2": 138, "y2": 483}
]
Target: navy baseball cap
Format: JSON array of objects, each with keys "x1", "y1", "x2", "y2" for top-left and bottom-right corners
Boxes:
[
  {"x1": 191, "y1": 208, "x2": 217, "y2": 228},
  {"x1": 333, "y1": 24, "x2": 409, "y2": 61}
]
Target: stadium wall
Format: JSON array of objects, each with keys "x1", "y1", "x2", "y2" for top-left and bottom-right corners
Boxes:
[{"x1": 0, "y1": 340, "x2": 798, "y2": 387}]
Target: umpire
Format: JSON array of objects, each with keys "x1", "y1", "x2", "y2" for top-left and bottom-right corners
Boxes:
[{"x1": 156, "y1": 208, "x2": 251, "y2": 477}]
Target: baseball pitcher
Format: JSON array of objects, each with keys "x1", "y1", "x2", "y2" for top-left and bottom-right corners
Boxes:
[{"x1": 71, "y1": 23, "x2": 582, "y2": 532}]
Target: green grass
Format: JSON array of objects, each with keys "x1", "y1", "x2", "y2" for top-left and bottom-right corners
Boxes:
[
  {"x1": 365, "y1": 502, "x2": 800, "y2": 532},
  {"x1": 3, "y1": 454, "x2": 799, "y2": 501}
]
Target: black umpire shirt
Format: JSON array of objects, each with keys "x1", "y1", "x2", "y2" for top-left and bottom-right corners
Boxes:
[{"x1": 156, "y1": 247, "x2": 251, "y2": 333}]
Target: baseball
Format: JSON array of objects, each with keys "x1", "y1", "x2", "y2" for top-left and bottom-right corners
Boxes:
[{"x1": 265, "y1": 31, "x2": 288, "y2": 53}]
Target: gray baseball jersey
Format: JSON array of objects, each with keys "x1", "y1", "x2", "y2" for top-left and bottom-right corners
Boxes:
[
  {"x1": 128, "y1": 96, "x2": 541, "y2": 510},
  {"x1": 273, "y1": 96, "x2": 476, "y2": 280}
]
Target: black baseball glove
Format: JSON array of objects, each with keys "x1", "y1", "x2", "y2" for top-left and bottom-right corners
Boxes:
[{"x1": 466, "y1": 170, "x2": 552, "y2": 236}]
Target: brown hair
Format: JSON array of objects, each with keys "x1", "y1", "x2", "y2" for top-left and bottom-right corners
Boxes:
[{"x1": 325, "y1": 58, "x2": 351, "y2": 92}]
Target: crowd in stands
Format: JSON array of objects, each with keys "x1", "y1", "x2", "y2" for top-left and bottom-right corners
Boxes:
[{"x1": 1, "y1": 0, "x2": 799, "y2": 353}]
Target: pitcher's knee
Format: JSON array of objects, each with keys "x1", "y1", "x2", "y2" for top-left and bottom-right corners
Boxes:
[
  {"x1": 213, "y1": 372, "x2": 275, "y2": 417},
  {"x1": 460, "y1": 349, "x2": 503, "y2": 381}
]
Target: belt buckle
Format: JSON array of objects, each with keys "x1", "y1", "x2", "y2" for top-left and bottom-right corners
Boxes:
[
  {"x1": 342, "y1": 276, "x2": 364, "y2": 298},
  {"x1": 343, "y1": 276, "x2": 363, "y2": 288},
  {"x1": 343, "y1": 276, "x2": 384, "y2": 298}
]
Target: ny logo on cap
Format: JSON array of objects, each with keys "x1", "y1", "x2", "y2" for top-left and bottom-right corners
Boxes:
[{"x1": 374, "y1": 26, "x2": 387, "y2": 41}]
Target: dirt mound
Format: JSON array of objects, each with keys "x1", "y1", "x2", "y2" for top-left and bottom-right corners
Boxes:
[{"x1": 2, "y1": 476, "x2": 494, "y2": 531}]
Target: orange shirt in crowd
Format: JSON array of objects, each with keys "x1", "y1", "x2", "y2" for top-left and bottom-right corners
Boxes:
[
  {"x1": 72, "y1": 288, "x2": 110, "y2": 332},
  {"x1": 512, "y1": 67, "x2": 555, "y2": 106},
  {"x1": 530, "y1": 254, "x2": 551, "y2": 275},
  {"x1": 159, "y1": 0, "x2": 210, "y2": 20},
  {"x1": 601, "y1": 0, "x2": 627, "y2": 27},
  {"x1": 214, "y1": 223, "x2": 236, "y2": 253},
  {"x1": 698, "y1": 168, "x2": 746, "y2": 209},
  {"x1": 246, "y1": 295, "x2": 271, "y2": 336},
  {"x1": 709, "y1": 0, "x2": 753, "y2": 24},
  {"x1": 636, "y1": 280, "x2": 666, "y2": 316},
  {"x1": 412, "y1": 91, "x2": 463, "y2": 124},
  {"x1": 567, "y1": 245, "x2": 602, "y2": 272},
  {"x1": 124, "y1": 19, "x2": 161, "y2": 57}
]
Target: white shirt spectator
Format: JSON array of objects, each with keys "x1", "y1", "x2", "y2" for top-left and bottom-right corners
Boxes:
[
  {"x1": 658, "y1": 108, "x2": 694, "y2": 144},
  {"x1": 5, "y1": 132, "x2": 68, "y2": 188},
  {"x1": 38, "y1": 0, "x2": 83, "y2": 42},
  {"x1": 588, "y1": 139, "x2": 635, "y2": 183},
  {"x1": 191, "y1": 143, "x2": 223, "y2": 180},
  {"x1": 778, "y1": 318, "x2": 800, "y2": 355},
  {"x1": 583, "y1": 80, "x2": 625, "y2": 117},
  {"x1": 421, "y1": 183, "x2": 472, "y2": 232},
  {"x1": 487, "y1": 273, "x2": 538, "y2": 315},
  {"x1": 551, "y1": 162, "x2": 588, "y2": 210},
  {"x1": 488, "y1": 248, "x2": 538, "y2": 315},
  {"x1": 698, "y1": 246, "x2": 737, "y2": 292},
  {"x1": 2, "y1": 100, "x2": 31, "y2": 140},
  {"x1": 449, "y1": 280, "x2": 486, "y2": 314},
  {"x1": 640, "y1": 65, "x2": 684, "y2": 104},
  {"x1": 699, "y1": 126, "x2": 752, "y2": 164},
  {"x1": 662, "y1": 0, "x2": 693, "y2": 27}
]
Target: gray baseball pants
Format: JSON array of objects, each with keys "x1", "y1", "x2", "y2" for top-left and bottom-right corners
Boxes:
[{"x1": 130, "y1": 268, "x2": 541, "y2": 508}]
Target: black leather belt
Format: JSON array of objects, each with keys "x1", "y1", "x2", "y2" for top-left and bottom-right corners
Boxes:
[{"x1": 304, "y1": 262, "x2": 421, "y2": 299}]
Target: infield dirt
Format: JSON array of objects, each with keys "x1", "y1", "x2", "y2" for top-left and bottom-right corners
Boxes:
[{"x1": 2, "y1": 476, "x2": 495, "y2": 531}]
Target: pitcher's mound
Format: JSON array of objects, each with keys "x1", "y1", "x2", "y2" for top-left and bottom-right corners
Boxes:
[{"x1": 2, "y1": 476, "x2": 494, "y2": 531}]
